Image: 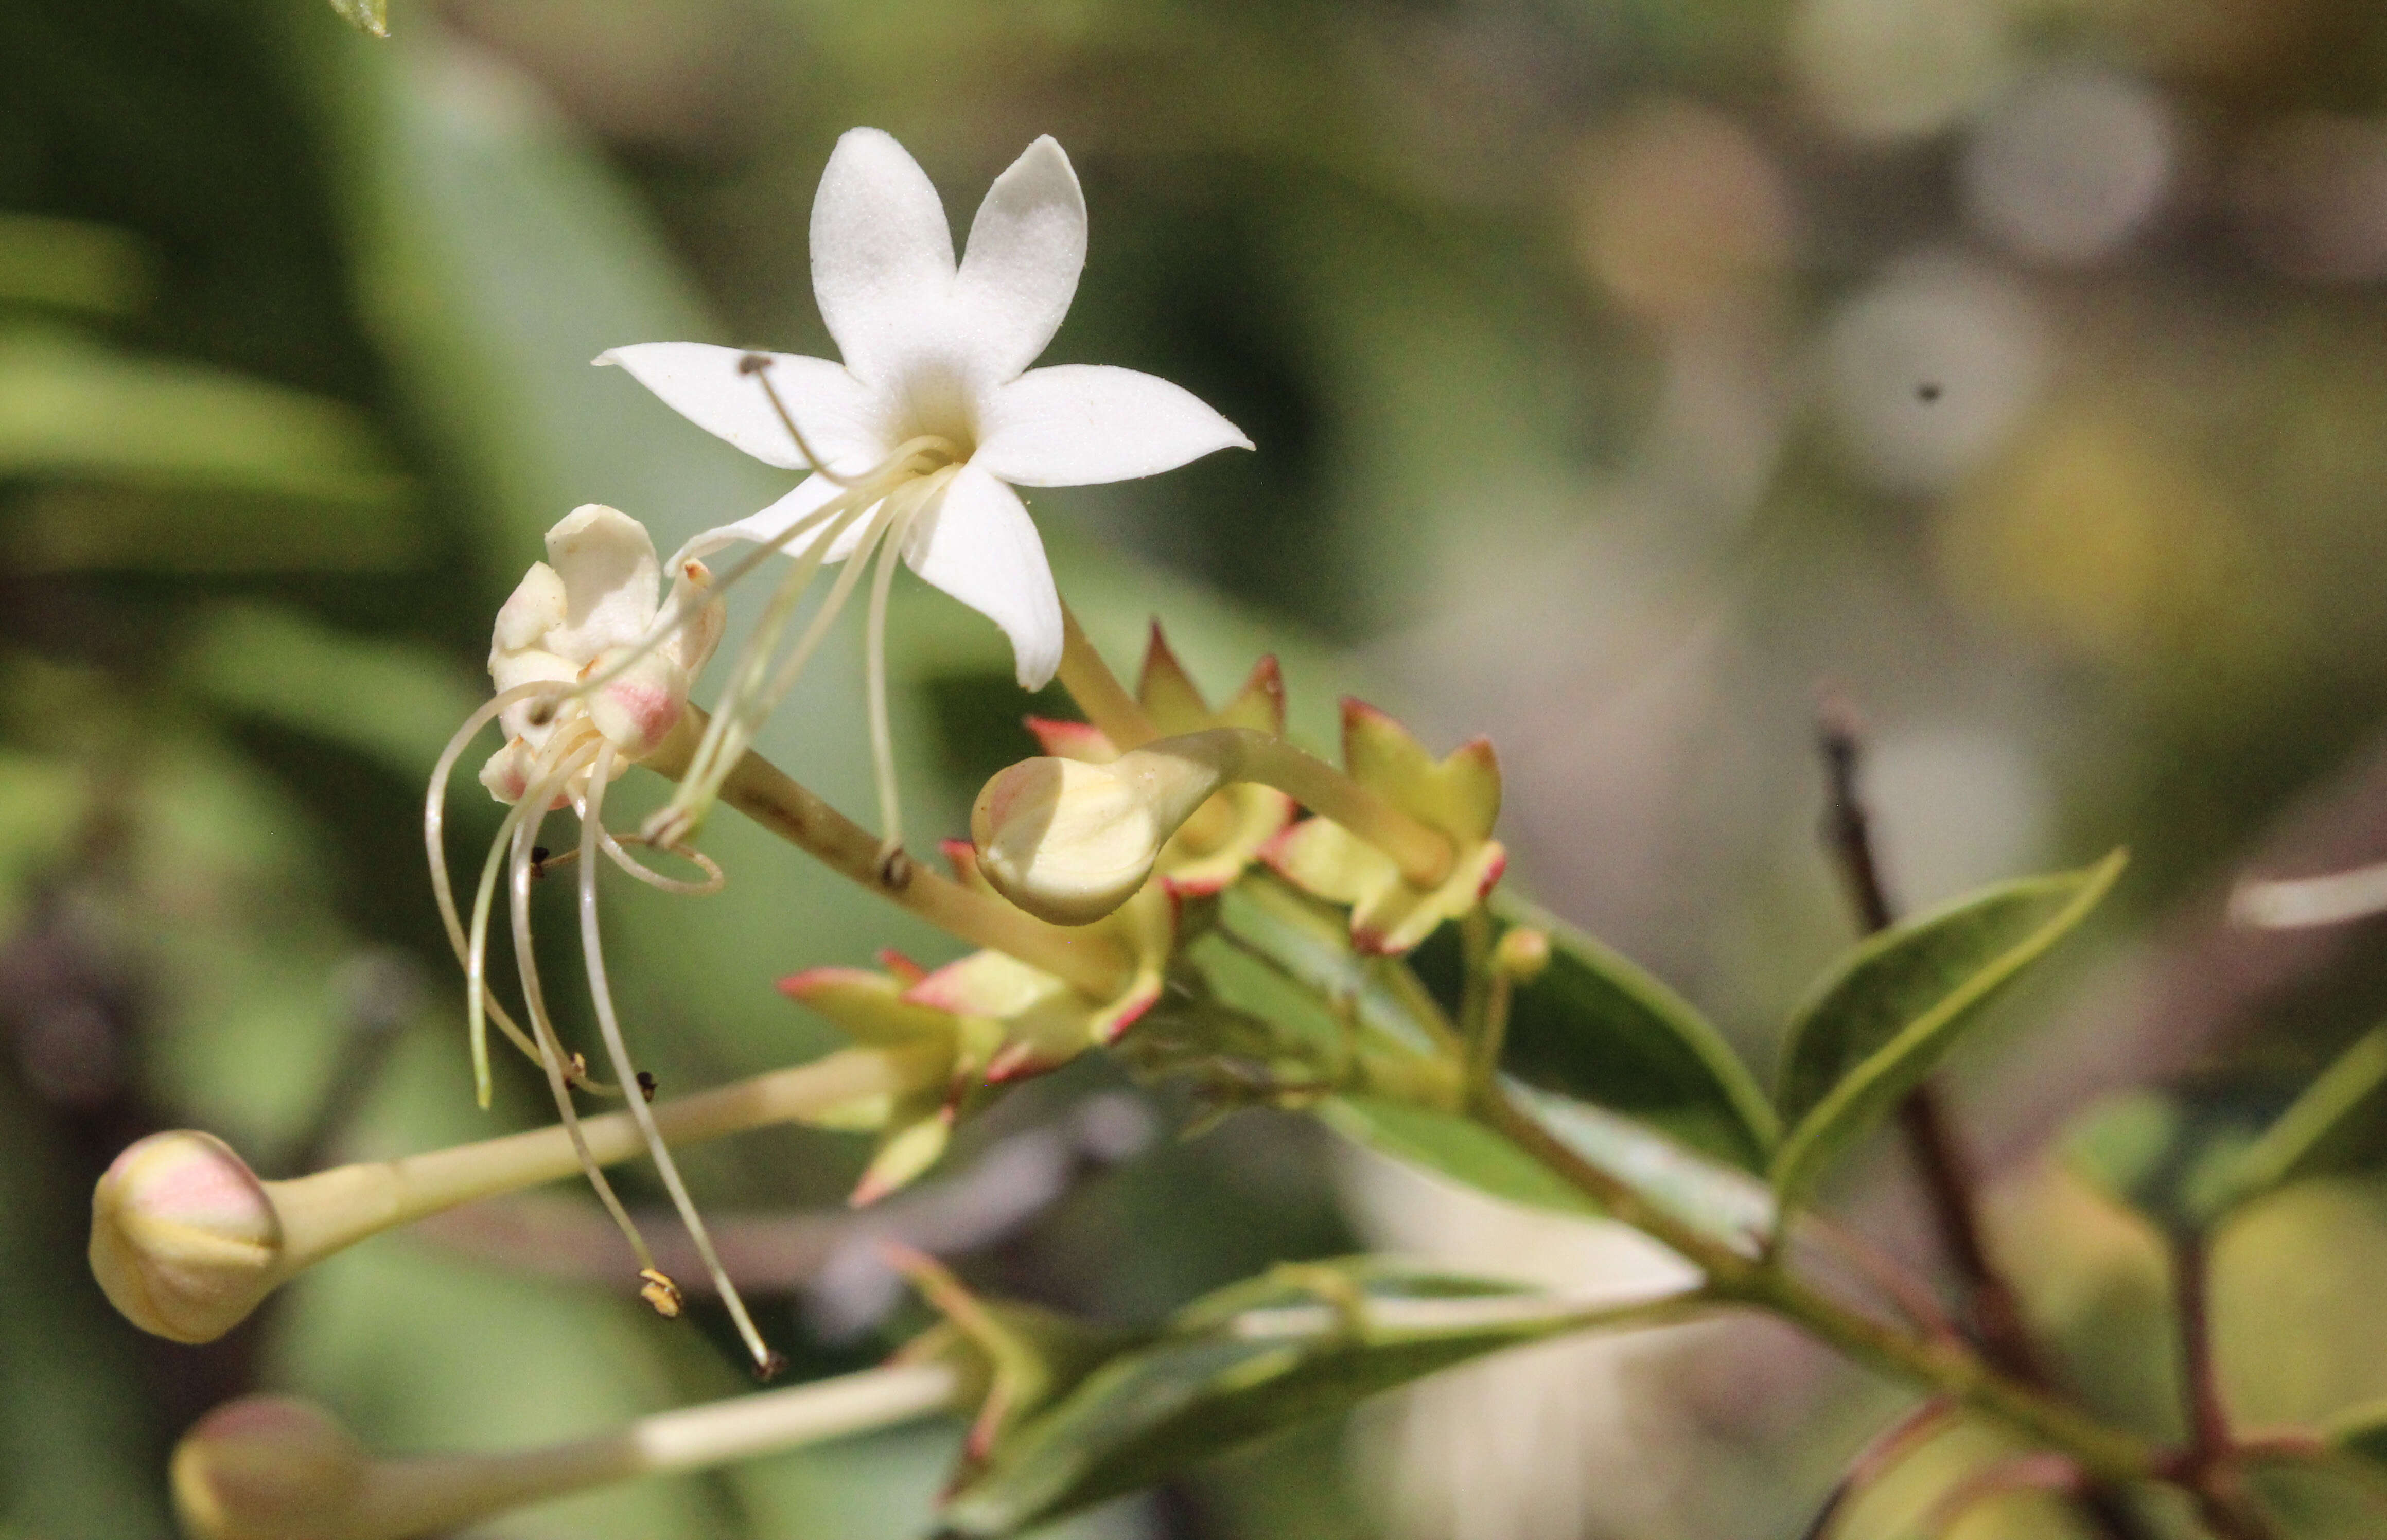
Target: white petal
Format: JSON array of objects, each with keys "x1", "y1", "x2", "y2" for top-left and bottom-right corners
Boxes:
[
  {"x1": 685, "y1": 475, "x2": 882, "y2": 563},
  {"x1": 811, "y1": 129, "x2": 957, "y2": 383},
  {"x1": 541, "y1": 505, "x2": 660, "y2": 663},
  {"x1": 904, "y1": 463, "x2": 1062, "y2": 689},
  {"x1": 596, "y1": 342, "x2": 882, "y2": 472},
  {"x1": 954, "y1": 136, "x2": 1087, "y2": 382},
  {"x1": 975, "y1": 365, "x2": 1252, "y2": 487}
]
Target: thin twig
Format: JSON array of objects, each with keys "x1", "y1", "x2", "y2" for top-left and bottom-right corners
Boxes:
[
  {"x1": 1817, "y1": 697, "x2": 2160, "y2": 1540},
  {"x1": 1816, "y1": 698, "x2": 2041, "y2": 1382},
  {"x1": 1796, "y1": 1396, "x2": 1956, "y2": 1540}
]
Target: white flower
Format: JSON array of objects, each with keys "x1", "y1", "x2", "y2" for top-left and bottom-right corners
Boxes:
[
  {"x1": 478, "y1": 504, "x2": 724, "y2": 804},
  {"x1": 596, "y1": 128, "x2": 1250, "y2": 692}
]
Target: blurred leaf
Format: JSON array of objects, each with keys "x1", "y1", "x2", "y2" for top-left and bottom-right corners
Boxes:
[
  {"x1": 1770, "y1": 852, "x2": 2127, "y2": 1206},
  {"x1": 2066, "y1": 1023, "x2": 2387, "y2": 1235},
  {"x1": 1320, "y1": 1095, "x2": 1596, "y2": 1216},
  {"x1": 1208, "y1": 875, "x2": 1452, "y2": 1065},
  {"x1": 2230, "y1": 1023, "x2": 2387, "y2": 1195},
  {"x1": 2063, "y1": 1083, "x2": 2280, "y2": 1237},
  {"x1": 178, "y1": 601, "x2": 482, "y2": 778},
  {"x1": 1321, "y1": 1086, "x2": 1775, "y2": 1256},
  {"x1": 940, "y1": 1258, "x2": 1697, "y2": 1535},
  {"x1": 0, "y1": 214, "x2": 151, "y2": 318},
  {"x1": 1495, "y1": 894, "x2": 1777, "y2": 1173},
  {"x1": 2328, "y1": 1399, "x2": 2387, "y2": 1471},
  {"x1": 328, "y1": 0, "x2": 389, "y2": 38},
  {"x1": 0, "y1": 750, "x2": 91, "y2": 932},
  {"x1": 0, "y1": 327, "x2": 407, "y2": 508}
]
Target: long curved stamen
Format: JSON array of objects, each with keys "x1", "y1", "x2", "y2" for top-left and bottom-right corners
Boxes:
[
  {"x1": 657, "y1": 477, "x2": 945, "y2": 847},
  {"x1": 466, "y1": 725, "x2": 603, "y2": 1106},
  {"x1": 509, "y1": 750, "x2": 661, "y2": 1279},
  {"x1": 594, "y1": 828, "x2": 726, "y2": 896},
  {"x1": 580, "y1": 745, "x2": 779, "y2": 1376},
  {"x1": 529, "y1": 434, "x2": 954, "y2": 747},
  {"x1": 427, "y1": 681, "x2": 610, "y2": 1094}
]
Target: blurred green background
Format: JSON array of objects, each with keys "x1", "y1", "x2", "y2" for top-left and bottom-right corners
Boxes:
[{"x1": 8, "y1": 0, "x2": 2387, "y2": 1535}]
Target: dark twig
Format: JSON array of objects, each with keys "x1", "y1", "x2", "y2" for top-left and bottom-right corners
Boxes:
[
  {"x1": 1816, "y1": 698, "x2": 2160, "y2": 1540},
  {"x1": 1816, "y1": 699, "x2": 2040, "y2": 1381},
  {"x1": 2165, "y1": 1235, "x2": 2280, "y2": 1540},
  {"x1": 1797, "y1": 1396, "x2": 1956, "y2": 1540}
]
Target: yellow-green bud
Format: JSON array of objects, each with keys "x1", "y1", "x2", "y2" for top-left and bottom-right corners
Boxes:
[
  {"x1": 89, "y1": 1131, "x2": 284, "y2": 1345},
  {"x1": 972, "y1": 743, "x2": 1234, "y2": 926},
  {"x1": 171, "y1": 1396, "x2": 368, "y2": 1540},
  {"x1": 1492, "y1": 926, "x2": 1551, "y2": 982}
]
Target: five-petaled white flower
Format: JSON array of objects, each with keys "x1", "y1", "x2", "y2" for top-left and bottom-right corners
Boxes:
[{"x1": 598, "y1": 128, "x2": 1251, "y2": 693}]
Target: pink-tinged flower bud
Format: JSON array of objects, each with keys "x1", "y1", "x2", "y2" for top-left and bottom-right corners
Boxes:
[
  {"x1": 171, "y1": 1397, "x2": 367, "y2": 1540},
  {"x1": 585, "y1": 647, "x2": 691, "y2": 761},
  {"x1": 89, "y1": 1131, "x2": 283, "y2": 1345}
]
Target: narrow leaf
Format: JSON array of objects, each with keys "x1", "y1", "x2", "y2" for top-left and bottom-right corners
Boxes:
[
  {"x1": 1495, "y1": 895, "x2": 1777, "y2": 1172},
  {"x1": 1321, "y1": 1088, "x2": 1775, "y2": 1256},
  {"x1": 2228, "y1": 1022, "x2": 2387, "y2": 1195},
  {"x1": 1770, "y1": 851, "x2": 2126, "y2": 1206},
  {"x1": 939, "y1": 1260, "x2": 1701, "y2": 1535}
]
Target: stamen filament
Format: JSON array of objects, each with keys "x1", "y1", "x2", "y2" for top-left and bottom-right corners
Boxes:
[
  {"x1": 579, "y1": 744, "x2": 778, "y2": 1374},
  {"x1": 641, "y1": 707, "x2": 1133, "y2": 998},
  {"x1": 508, "y1": 749, "x2": 660, "y2": 1275},
  {"x1": 426, "y1": 682, "x2": 611, "y2": 1094},
  {"x1": 1057, "y1": 604, "x2": 1160, "y2": 750}
]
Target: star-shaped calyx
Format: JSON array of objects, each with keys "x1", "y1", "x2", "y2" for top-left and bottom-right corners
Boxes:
[
  {"x1": 1263, "y1": 700, "x2": 1507, "y2": 954},
  {"x1": 1025, "y1": 624, "x2": 1294, "y2": 900},
  {"x1": 782, "y1": 843, "x2": 1173, "y2": 1202}
]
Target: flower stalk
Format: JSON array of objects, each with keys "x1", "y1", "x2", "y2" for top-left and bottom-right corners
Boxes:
[
  {"x1": 90, "y1": 1047, "x2": 931, "y2": 1343},
  {"x1": 172, "y1": 1362, "x2": 962, "y2": 1540}
]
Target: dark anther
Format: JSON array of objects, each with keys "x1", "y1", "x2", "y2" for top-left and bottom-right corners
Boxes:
[
  {"x1": 738, "y1": 351, "x2": 771, "y2": 375},
  {"x1": 756, "y1": 1349, "x2": 789, "y2": 1383},
  {"x1": 877, "y1": 847, "x2": 914, "y2": 890},
  {"x1": 529, "y1": 846, "x2": 550, "y2": 879},
  {"x1": 636, "y1": 1070, "x2": 657, "y2": 1102},
  {"x1": 1916, "y1": 381, "x2": 1943, "y2": 403}
]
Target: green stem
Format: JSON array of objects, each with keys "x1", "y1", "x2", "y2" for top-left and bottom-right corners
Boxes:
[
  {"x1": 1472, "y1": 1082, "x2": 2159, "y2": 1486},
  {"x1": 644, "y1": 708, "x2": 1128, "y2": 999}
]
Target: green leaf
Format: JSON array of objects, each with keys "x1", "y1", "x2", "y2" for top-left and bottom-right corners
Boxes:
[
  {"x1": 1770, "y1": 851, "x2": 2127, "y2": 1206},
  {"x1": 2229, "y1": 1022, "x2": 2387, "y2": 1195},
  {"x1": 1319, "y1": 1088, "x2": 1776, "y2": 1256},
  {"x1": 2328, "y1": 1399, "x2": 2387, "y2": 1470},
  {"x1": 328, "y1": 0, "x2": 389, "y2": 37},
  {"x1": 939, "y1": 1259, "x2": 1700, "y2": 1535},
  {"x1": 0, "y1": 214, "x2": 152, "y2": 318},
  {"x1": 2063, "y1": 1082, "x2": 2283, "y2": 1236},
  {"x1": 179, "y1": 603, "x2": 484, "y2": 778},
  {"x1": 1320, "y1": 1095, "x2": 1598, "y2": 1216},
  {"x1": 0, "y1": 327, "x2": 406, "y2": 505},
  {"x1": 2066, "y1": 1022, "x2": 2387, "y2": 1234},
  {"x1": 1494, "y1": 894, "x2": 1777, "y2": 1173}
]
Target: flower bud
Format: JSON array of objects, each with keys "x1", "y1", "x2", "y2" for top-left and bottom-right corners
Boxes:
[
  {"x1": 972, "y1": 746, "x2": 1231, "y2": 926},
  {"x1": 171, "y1": 1396, "x2": 368, "y2": 1540},
  {"x1": 90, "y1": 1130, "x2": 284, "y2": 1344},
  {"x1": 1493, "y1": 926, "x2": 1551, "y2": 982}
]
